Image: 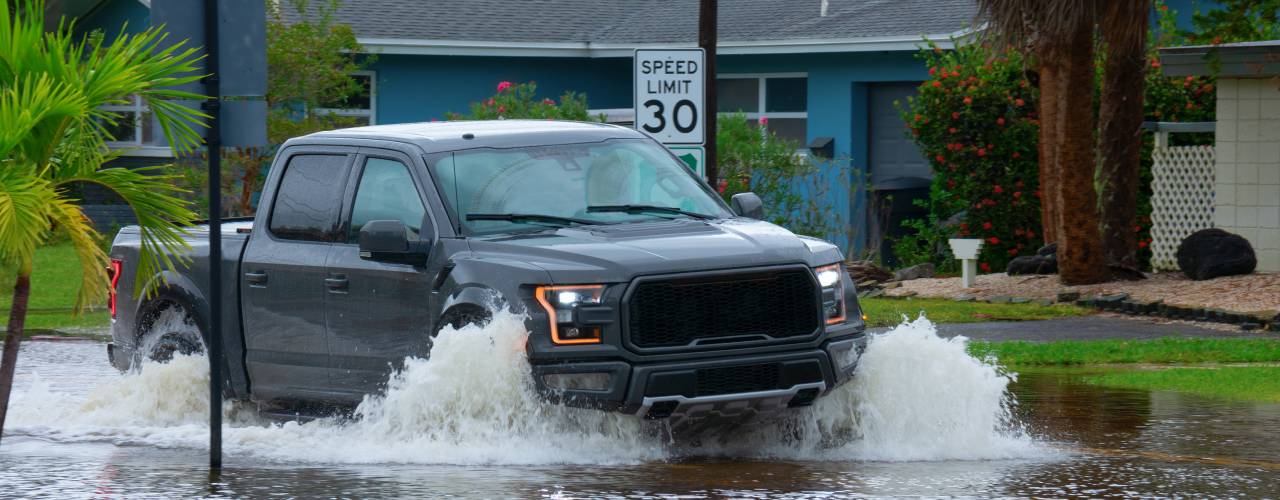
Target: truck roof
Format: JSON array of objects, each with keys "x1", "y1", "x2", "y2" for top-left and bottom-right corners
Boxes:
[{"x1": 297, "y1": 120, "x2": 648, "y2": 152}]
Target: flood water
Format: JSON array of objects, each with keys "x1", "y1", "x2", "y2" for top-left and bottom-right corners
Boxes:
[{"x1": 2, "y1": 316, "x2": 1278, "y2": 498}]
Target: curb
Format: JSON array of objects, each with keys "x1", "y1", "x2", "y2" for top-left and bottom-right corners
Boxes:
[{"x1": 1074, "y1": 293, "x2": 1278, "y2": 332}]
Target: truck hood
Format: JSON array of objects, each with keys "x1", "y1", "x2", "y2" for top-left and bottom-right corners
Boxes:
[{"x1": 465, "y1": 218, "x2": 842, "y2": 283}]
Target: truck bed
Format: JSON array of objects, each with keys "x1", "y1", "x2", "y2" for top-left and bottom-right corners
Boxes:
[{"x1": 109, "y1": 219, "x2": 255, "y2": 398}]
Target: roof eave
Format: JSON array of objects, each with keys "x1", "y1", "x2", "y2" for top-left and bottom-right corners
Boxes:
[
  {"x1": 357, "y1": 29, "x2": 975, "y2": 58},
  {"x1": 1159, "y1": 41, "x2": 1280, "y2": 77}
]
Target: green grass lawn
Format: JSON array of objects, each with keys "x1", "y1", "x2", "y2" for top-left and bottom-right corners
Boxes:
[
  {"x1": 1083, "y1": 366, "x2": 1280, "y2": 403},
  {"x1": 970, "y1": 337, "x2": 1280, "y2": 365},
  {"x1": 1, "y1": 242, "x2": 108, "y2": 335},
  {"x1": 860, "y1": 297, "x2": 1090, "y2": 328}
]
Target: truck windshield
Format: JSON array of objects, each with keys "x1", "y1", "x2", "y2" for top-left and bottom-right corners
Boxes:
[{"x1": 430, "y1": 138, "x2": 730, "y2": 235}]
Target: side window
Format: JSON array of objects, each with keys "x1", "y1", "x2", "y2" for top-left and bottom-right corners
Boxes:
[
  {"x1": 268, "y1": 154, "x2": 349, "y2": 242},
  {"x1": 349, "y1": 157, "x2": 428, "y2": 243}
]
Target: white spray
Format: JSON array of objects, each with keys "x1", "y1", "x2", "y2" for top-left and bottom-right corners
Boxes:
[{"x1": 8, "y1": 312, "x2": 1038, "y2": 464}]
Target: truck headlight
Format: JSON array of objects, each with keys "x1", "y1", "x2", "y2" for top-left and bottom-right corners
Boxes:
[
  {"x1": 535, "y1": 284, "x2": 605, "y2": 344},
  {"x1": 815, "y1": 263, "x2": 846, "y2": 325}
]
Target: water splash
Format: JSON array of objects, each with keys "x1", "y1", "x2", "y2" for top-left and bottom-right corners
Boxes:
[{"x1": 8, "y1": 312, "x2": 1039, "y2": 464}]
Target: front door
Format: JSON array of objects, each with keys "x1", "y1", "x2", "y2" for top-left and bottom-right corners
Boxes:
[
  {"x1": 324, "y1": 150, "x2": 440, "y2": 403},
  {"x1": 241, "y1": 151, "x2": 354, "y2": 403}
]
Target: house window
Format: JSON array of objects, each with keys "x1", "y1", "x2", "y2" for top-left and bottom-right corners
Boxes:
[
  {"x1": 100, "y1": 94, "x2": 154, "y2": 146},
  {"x1": 316, "y1": 71, "x2": 376, "y2": 125},
  {"x1": 716, "y1": 73, "x2": 808, "y2": 144}
]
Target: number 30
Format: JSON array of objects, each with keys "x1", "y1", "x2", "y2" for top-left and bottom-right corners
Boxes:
[{"x1": 641, "y1": 99, "x2": 698, "y2": 135}]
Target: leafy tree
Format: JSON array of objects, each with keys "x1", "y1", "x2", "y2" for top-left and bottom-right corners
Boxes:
[
  {"x1": 0, "y1": 0, "x2": 206, "y2": 441},
  {"x1": 266, "y1": 0, "x2": 372, "y2": 144}
]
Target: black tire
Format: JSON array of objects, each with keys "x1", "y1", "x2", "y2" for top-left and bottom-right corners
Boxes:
[
  {"x1": 137, "y1": 303, "x2": 205, "y2": 363},
  {"x1": 434, "y1": 306, "x2": 491, "y2": 336}
]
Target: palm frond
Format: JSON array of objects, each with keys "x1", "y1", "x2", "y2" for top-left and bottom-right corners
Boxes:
[
  {"x1": 48, "y1": 194, "x2": 108, "y2": 311},
  {"x1": 52, "y1": 166, "x2": 197, "y2": 298},
  {"x1": 0, "y1": 166, "x2": 54, "y2": 271}
]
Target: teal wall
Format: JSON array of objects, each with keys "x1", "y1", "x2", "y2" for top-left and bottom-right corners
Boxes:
[{"x1": 369, "y1": 54, "x2": 632, "y2": 123}]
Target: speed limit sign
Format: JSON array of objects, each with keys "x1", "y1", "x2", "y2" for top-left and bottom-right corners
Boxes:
[{"x1": 634, "y1": 49, "x2": 705, "y2": 145}]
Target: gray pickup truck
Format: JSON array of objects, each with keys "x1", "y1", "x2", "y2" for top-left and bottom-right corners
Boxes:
[{"x1": 107, "y1": 120, "x2": 866, "y2": 421}]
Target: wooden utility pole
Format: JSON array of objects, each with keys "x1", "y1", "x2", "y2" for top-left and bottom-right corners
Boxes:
[{"x1": 699, "y1": 0, "x2": 717, "y2": 185}]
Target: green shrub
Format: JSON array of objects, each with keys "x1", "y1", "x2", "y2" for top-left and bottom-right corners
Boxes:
[
  {"x1": 716, "y1": 113, "x2": 854, "y2": 240},
  {"x1": 445, "y1": 81, "x2": 601, "y2": 121}
]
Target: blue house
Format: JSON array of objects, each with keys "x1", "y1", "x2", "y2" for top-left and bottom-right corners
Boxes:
[{"x1": 62, "y1": 0, "x2": 984, "y2": 255}]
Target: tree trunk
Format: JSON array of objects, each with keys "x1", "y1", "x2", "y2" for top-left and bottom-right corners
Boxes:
[
  {"x1": 0, "y1": 274, "x2": 32, "y2": 445},
  {"x1": 1055, "y1": 8, "x2": 1110, "y2": 285},
  {"x1": 1098, "y1": 0, "x2": 1149, "y2": 273},
  {"x1": 1036, "y1": 57, "x2": 1061, "y2": 246}
]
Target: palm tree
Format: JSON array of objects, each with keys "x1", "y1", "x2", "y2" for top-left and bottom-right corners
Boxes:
[
  {"x1": 0, "y1": 0, "x2": 206, "y2": 442},
  {"x1": 977, "y1": 0, "x2": 1140, "y2": 285},
  {"x1": 1098, "y1": 0, "x2": 1151, "y2": 275}
]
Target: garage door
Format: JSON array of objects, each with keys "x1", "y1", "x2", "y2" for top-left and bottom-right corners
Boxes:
[
  {"x1": 869, "y1": 82, "x2": 930, "y2": 188},
  {"x1": 867, "y1": 82, "x2": 930, "y2": 265}
]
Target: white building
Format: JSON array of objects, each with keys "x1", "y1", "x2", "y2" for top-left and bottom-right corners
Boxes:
[{"x1": 1162, "y1": 41, "x2": 1280, "y2": 272}]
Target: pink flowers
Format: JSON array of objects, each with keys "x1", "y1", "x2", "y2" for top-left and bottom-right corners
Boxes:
[
  {"x1": 496, "y1": 81, "x2": 513, "y2": 92},
  {"x1": 758, "y1": 116, "x2": 769, "y2": 126},
  {"x1": 542, "y1": 98, "x2": 555, "y2": 105}
]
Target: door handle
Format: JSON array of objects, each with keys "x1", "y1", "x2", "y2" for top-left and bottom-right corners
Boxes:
[
  {"x1": 245, "y1": 271, "x2": 268, "y2": 286},
  {"x1": 325, "y1": 275, "x2": 349, "y2": 293}
]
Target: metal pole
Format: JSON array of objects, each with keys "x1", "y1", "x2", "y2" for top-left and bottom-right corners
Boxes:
[
  {"x1": 202, "y1": 0, "x2": 223, "y2": 470},
  {"x1": 698, "y1": 0, "x2": 717, "y2": 186}
]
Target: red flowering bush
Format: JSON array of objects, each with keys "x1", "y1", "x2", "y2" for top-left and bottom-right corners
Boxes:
[
  {"x1": 894, "y1": 41, "x2": 1042, "y2": 272},
  {"x1": 445, "y1": 81, "x2": 600, "y2": 121}
]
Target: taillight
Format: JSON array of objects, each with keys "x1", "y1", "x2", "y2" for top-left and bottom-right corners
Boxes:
[{"x1": 108, "y1": 259, "x2": 122, "y2": 318}]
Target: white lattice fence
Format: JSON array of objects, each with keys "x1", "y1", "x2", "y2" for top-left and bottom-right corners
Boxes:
[{"x1": 1149, "y1": 145, "x2": 1215, "y2": 271}]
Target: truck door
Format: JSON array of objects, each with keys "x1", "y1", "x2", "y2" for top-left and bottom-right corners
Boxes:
[
  {"x1": 240, "y1": 150, "x2": 354, "y2": 403},
  {"x1": 324, "y1": 149, "x2": 441, "y2": 403}
]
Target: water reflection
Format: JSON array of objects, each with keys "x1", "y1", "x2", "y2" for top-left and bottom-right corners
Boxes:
[{"x1": 2, "y1": 341, "x2": 1279, "y2": 497}]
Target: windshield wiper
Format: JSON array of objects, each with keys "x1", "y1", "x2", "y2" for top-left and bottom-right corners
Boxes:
[
  {"x1": 466, "y1": 213, "x2": 600, "y2": 227},
  {"x1": 587, "y1": 204, "x2": 715, "y2": 220}
]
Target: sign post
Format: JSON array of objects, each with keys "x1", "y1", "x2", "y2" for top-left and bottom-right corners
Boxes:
[{"x1": 634, "y1": 49, "x2": 707, "y2": 178}]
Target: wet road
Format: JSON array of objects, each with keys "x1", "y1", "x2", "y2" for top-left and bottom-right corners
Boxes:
[{"x1": 2, "y1": 334, "x2": 1279, "y2": 498}]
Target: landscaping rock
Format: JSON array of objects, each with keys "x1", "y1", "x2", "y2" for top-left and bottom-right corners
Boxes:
[
  {"x1": 1037, "y1": 299, "x2": 1055, "y2": 307},
  {"x1": 987, "y1": 295, "x2": 1012, "y2": 304},
  {"x1": 882, "y1": 281, "x2": 903, "y2": 289},
  {"x1": 954, "y1": 294, "x2": 978, "y2": 302},
  {"x1": 1036, "y1": 242, "x2": 1058, "y2": 257},
  {"x1": 1006, "y1": 255, "x2": 1058, "y2": 275},
  {"x1": 864, "y1": 289, "x2": 885, "y2": 298},
  {"x1": 893, "y1": 263, "x2": 936, "y2": 281},
  {"x1": 1241, "y1": 322, "x2": 1262, "y2": 331},
  {"x1": 1176, "y1": 228, "x2": 1257, "y2": 280},
  {"x1": 1010, "y1": 297, "x2": 1032, "y2": 304},
  {"x1": 1057, "y1": 291, "x2": 1081, "y2": 303},
  {"x1": 1097, "y1": 293, "x2": 1130, "y2": 303}
]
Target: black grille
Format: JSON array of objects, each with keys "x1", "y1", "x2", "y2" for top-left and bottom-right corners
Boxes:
[
  {"x1": 696, "y1": 363, "x2": 782, "y2": 396},
  {"x1": 627, "y1": 268, "x2": 820, "y2": 348}
]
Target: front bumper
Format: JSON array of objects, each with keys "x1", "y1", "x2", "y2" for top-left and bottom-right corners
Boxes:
[{"x1": 530, "y1": 334, "x2": 866, "y2": 418}]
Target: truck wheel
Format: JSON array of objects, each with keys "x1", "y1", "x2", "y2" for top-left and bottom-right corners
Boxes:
[
  {"x1": 435, "y1": 306, "x2": 491, "y2": 336},
  {"x1": 137, "y1": 303, "x2": 205, "y2": 363}
]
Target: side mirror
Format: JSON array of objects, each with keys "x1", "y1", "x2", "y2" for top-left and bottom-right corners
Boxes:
[
  {"x1": 359, "y1": 220, "x2": 428, "y2": 265},
  {"x1": 730, "y1": 192, "x2": 765, "y2": 220}
]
